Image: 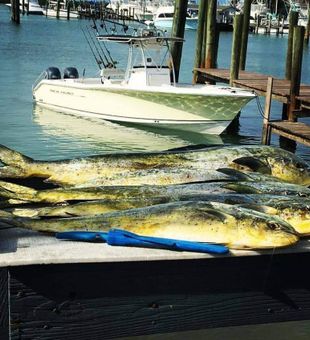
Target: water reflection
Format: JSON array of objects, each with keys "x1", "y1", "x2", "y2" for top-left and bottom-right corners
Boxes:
[{"x1": 32, "y1": 105, "x2": 223, "y2": 156}]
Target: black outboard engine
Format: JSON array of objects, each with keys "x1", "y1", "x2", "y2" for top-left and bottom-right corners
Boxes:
[
  {"x1": 45, "y1": 67, "x2": 61, "y2": 80},
  {"x1": 63, "y1": 67, "x2": 79, "y2": 79}
]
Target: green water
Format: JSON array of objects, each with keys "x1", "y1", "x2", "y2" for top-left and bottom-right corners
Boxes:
[{"x1": 0, "y1": 5, "x2": 309, "y2": 161}]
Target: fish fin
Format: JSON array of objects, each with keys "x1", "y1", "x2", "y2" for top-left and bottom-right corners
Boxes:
[
  {"x1": 232, "y1": 157, "x2": 271, "y2": 174},
  {"x1": 217, "y1": 168, "x2": 251, "y2": 181},
  {"x1": 224, "y1": 183, "x2": 261, "y2": 194},
  {"x1": 0, "y1": 144, "x2": 33, "y2": 166},
  {"x1": 165, "y1": 144, "x2": 221, "y2": 152},
  {"x1": 12, "y1": 208, "x2": 39, "y2": 218},
  {"x1": 196, "y1": 207, "x2": 229, "y2": 222},
  {"x1": 238, "y1": 204, "x2": 277, "y2": 215},
  {"x1": 0, "y1": 180, "x2": 37, "y2": 196}
]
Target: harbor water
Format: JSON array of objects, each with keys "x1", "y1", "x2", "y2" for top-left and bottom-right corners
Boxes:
[
  {"x1": 0, "y1": 5, "x2": 310, "y2": 161},
  {"x1": 1, "y1": 5, "x2": 310, "y2": 339}
]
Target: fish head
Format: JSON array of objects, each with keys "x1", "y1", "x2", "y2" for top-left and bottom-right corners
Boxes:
[
  {"x1": 241, "y1": 213, "x2": 299, "y2": 249},
  {"x1": 267, "y1": 156, "x2": 310, "y2": 186},
  {"x1": 214, "y1": 203, "x2": 300, "y2": 249}
]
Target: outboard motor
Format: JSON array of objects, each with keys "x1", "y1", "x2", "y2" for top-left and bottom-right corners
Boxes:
[
  {"x1": 63, "y1": 67, "x2": 79, "y2": 79},
  {"x1": 45, "y1": 67, "x2": 61, "y2": 80}
]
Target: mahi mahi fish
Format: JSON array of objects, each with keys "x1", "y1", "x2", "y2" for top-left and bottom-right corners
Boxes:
[
  {"x1": 0, "y1": 201, "x2": 299, "y2": 249},
  {"x1": 0, "y1": 144, "x2": 309, "y2": 187},
  {"x1": 10, "y1": 194, "x2": 309, "y2": 235},
  {"x1": 1, "y1": 178, "x2": 309, "y2": 204}
]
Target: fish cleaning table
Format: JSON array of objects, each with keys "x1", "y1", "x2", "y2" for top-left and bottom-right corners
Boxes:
[{"x1": 1, "y1": 225, "x2": 310, "y2": 339}]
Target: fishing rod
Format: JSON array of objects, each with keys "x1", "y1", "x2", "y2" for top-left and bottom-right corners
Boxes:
[
  {"x1": 81, "y1": 26, "x2": 103, "y2": 70},
  {"x1": 91, "y1": 18, "x2": 116, "y2": 67},
  {"x1": 85, "y1": 25, "x2": 108, "y2": 68}
]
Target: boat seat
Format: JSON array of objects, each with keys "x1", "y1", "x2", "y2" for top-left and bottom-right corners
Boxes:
[{"x1": 100, "y1": 68, "x2": 125, "y2": 80}]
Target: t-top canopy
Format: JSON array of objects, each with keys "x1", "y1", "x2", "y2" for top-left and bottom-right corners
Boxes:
[{"x1": 96, "y1": 34, "x2": 184, "y2": 45}]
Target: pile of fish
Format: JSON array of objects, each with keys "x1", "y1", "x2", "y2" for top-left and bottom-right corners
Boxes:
[{"x1": 0, "y1": 143, "x2": 309, "y2": 250}]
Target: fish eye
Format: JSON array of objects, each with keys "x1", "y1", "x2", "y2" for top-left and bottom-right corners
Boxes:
[
  {"x1": 268, "y1": 222, "x2": 280, "y2": 231},
  {"x1": 295, "y1": 162, "x2": 305, "y2": 169}
]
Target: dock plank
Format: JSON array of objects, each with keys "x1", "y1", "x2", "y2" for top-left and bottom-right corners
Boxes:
[
  {"x1": 269, "y1": 121, "x2": 310, "y2": 146},
  {"x1": 195, "y1": 68, "x2": 310, "y2": 108},
  {"x1": 9, "y1": 253, "x2": 310, "y2": 339}
]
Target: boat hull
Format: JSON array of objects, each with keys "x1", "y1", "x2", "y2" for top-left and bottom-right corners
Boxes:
[{"x1": 33, "y1": 80, "x2": 254, "y2": 135}]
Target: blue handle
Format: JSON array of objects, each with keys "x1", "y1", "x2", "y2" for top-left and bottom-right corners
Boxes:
[
  {"x1": 56, "y1": 231, "x2": 108, "y2": 242},
  {"x1": 108, "y1": 229, "x2": 229, "y2": 254},
  {"x1": 56, "y1": 229, "x2": 229, "y2": 254}
]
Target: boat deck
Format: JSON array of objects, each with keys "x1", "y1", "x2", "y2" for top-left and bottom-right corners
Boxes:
[{"x1": 2, "y1": 223, "x2": 310, "y2": 339}]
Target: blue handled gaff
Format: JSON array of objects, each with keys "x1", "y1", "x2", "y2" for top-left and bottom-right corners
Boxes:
[{"x1": 56, "y1": 229, "x2": 229, "y2": 254}]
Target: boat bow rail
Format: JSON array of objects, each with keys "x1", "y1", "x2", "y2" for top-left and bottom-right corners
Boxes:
[{"x1": 32, "y1": 70, "x2": 46, "y2": 92}]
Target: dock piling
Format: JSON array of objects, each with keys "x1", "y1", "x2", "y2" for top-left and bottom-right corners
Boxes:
[
  {"x1": 285, "y1": 11, "x2": 299, "y2": 80},
  {"x1": 56, "y1": 0, "x2": 61, "y2": 19},
  {"x1": 305, "y1": 7, "x2": 310, "y2": 44},
  {"x1": 288, "y1": 25, "x2": 305, "y2": 121},
  {"x1": 230, "y1": 14, "x2": 243, "y2": 86},
  {"x1": 170, "y1": 0, "x2": 188, "y2": 83},
  {"x1": 67, "y1": 1, "x2": 71, "y2": 20},
  {"x1": 193, "y1": 0, "x2": 208, "y2": 83},
  {"x1": 10, "y1": 0, "x2": 20, "y2": 23},
  {"x1": 240, "y1": 0, "x2": 251, "y2": 70},
  {"x1": 205, "y1": 0, "x2": 217, "y2": 69},
  {"x1": 261, "y1": 77, "x2": 274, "y2": 145}
]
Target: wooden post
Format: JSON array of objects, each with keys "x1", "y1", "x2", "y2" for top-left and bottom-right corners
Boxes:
[
  {"x1": 255, "y1": 15, "x2": 261, "y2": 34},
  {"x1": 170, "y1": 0, "x2": 188, "y2": 83},
  {"x1": 261, "y1": 77, "x2": 274, "y2": 145},
  {"x1": 67, "y1": 0, "x2": 71, "y2": 20},
  {"x1": 193, "y1": 0, "x2": 208, "y2": 83},
  {"x1": 281, "y1": 17, "x2": 285, "y2": 35},
  {"x1": 285, "y1": 11, "x2": 299, "y2": 80},
  {"x1": 56, "y1": 0, "x2": 61, "y2": 19},
  {"x1": 201, "y1": 6, "x2": 208, "y2": 69},
  {"x1": 22, "y1": 0, "x2": 25, "y2": 15},
  {"x1": 230, "y1": 14, "x2": 243, "y2": 86},
  {"x1": 205, "y1": 0, "x2": 217, "y2": 69},
  {"x1": 305, "y1": 7, "x2": 310, "y2": 44},
  {"x1": 11, "y1": 0, "x2": 20, "y2": 23},
  {"x1": 267, "y1": 16, "x2": 271, "y2": 34},
  {"x1": 288, "y1": 25, "x2": 305, "y2": 121},
  {"x1": 240, "y1": 0, "x2": 251, "y2": 70}
]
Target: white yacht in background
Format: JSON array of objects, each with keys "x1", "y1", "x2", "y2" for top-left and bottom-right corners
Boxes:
[
  {"x1": 6, "y1": 0, "x2": 44, "y2": 15},
  {"x1": 43, "y1": 0, "x2": 79, "y2": 18},
  {"x1": 32, "y1": 28, "x2": 255, "y2": 135},
  {"x1": 152, "y1": 5, "x2": 198, "y2": 30}
]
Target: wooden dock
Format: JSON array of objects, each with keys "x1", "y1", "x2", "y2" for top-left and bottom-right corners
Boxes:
[
  {"x1": 2, "y1": 225, "x2": 310, "y2": 339},
  {"x1": 196, "y1": 68, "x2": 310, "y2": 146}
]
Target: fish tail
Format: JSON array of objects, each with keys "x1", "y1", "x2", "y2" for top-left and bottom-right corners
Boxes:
[
  {"x1": 0, "y1": 144, "x2": 33, "y2": 167},
  {"x1": 0, "y1": 181, "x2": 38, "y2": 201}
]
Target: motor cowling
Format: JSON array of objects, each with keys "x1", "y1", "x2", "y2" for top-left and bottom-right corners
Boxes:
[
  {"x1": 45, "y1": 67, "x2": 61, "y2": 80},
  {"x1": 63, "y1": 67, "x2": 79, "y2": 79}
]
